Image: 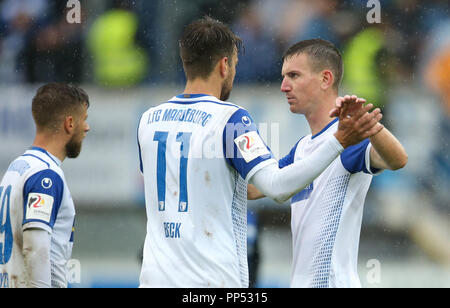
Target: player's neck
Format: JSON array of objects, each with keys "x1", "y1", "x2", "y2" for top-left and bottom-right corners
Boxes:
[
  {"x1": 184, "y1": 78, "x2": 222, "y2": 100},
  {"x1": 305, "y1": 95, "x2": 338, "y2": 136},
  {"x1": 32, "y1": 134, "x2": 66, "y2": 162}
]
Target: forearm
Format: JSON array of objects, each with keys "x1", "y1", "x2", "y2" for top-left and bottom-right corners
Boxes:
[
  {"x1": 249, "y1": 136, "x2": 344, "y2": 203},
  {"x1": 23, "y1": 229, "x2": 52, "y2": 288},
  {"x1": 247, "y1": 184, "x2": 265, "y2": 200},
  {"x1": 369, "y1": 126, "x2": 408, "y2": 170}
]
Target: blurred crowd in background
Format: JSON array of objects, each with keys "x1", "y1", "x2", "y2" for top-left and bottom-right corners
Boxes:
[
  {"x1": 0, "y1": 0, "x2": 448, "y2": 88},
  {"x1": 0, "y1": 0, "x2": 449, "y2": 279}
]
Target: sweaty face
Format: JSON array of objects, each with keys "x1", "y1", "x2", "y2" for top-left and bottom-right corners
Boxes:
[
  {"x1": 220, "y1": 52, "x2": 238, "y2": 101},
  {"x1": 280, "y1": 53, "x2": 322, "y2": 115},
  {"x1": 65, "y1": 104, "x2": 90, "y2": 159}
]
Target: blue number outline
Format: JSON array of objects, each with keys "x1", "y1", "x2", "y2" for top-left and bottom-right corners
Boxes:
[
  {"x1": 0, "y1": 185, "x2": 13, "y2": 265},
  {"x1": 154, "y1": 131, "x2": 192, "y2": 212},
  {"x1": 154, "y1": 132, "x2": 168, "y2": 211},
  {"x1": 176, "y1": 132, "x2": 192, "y2": 212}
]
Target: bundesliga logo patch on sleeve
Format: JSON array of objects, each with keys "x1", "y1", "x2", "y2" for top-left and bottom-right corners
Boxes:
[
  {"x1": 234, "y1": 131, "x2": 270, "y2": 163},
  {"x1": 26, "y1": 193, "x2": 54, "y2": 223}
]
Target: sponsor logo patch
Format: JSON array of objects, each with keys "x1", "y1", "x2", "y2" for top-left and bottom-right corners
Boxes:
[
  {"x1": 26, "y1": 193, "x2": 54, "y2": 223},
  {"x1": 234, "y1": 131, "x2": 270, "y2": 163}
]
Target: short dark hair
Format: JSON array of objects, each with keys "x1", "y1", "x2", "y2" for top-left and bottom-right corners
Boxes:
[
  {"x1": 179, "y1": 16, "x2": 242, "y2": 80},
  {"x1": 32, "y1": 83, "x2": 89, "y2": 131},
  {"x1": 283, "y1": 39, "x2": 343, "y2": 90}
]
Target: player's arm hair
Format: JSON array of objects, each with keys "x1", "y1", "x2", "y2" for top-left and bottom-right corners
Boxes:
[
  {"x1": 369, "y1": 126, "x2": 408, "y2": 170},
  {"x1": 23, "y1": 228, "x2": 52, "y2": 288},
  {"x1": 249, "y1": 135, "x2": 344, "y2": 204}
]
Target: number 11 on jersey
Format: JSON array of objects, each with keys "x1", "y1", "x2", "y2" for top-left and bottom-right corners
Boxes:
[{"x1": 154, "y1": 131, "x2": 192, "y2": 213}]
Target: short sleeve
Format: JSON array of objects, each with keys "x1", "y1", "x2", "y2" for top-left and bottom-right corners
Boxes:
[
  {"x1": 340, "y1": 139, "x2": 381, "y2": 174},
  {"x1": 22, "y1": 169, "x2": 64, "y2": 232},
  {"x1": 223, "y1": 108, "x2": 276, "y2": 180}
]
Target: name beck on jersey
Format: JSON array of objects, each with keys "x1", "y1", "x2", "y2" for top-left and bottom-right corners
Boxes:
[{"x1": 164, "y1": 222, "x2": 182, "y2": 239}]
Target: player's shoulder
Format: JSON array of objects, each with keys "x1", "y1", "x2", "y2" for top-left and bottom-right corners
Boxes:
[{"x1": 19, "y1": 149, "x2": 64, "y2": 180}]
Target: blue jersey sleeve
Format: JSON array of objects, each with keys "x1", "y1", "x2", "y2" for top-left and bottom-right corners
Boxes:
[
  {"x1": 223, "y1": 108, "x2": 274, "y2": 179},
  {"x1": 340, "y1": 139, "x2": 380, "y2": 174},
  {"x1": 22, "y1": 169, "x2": 64, "y2": 229}
]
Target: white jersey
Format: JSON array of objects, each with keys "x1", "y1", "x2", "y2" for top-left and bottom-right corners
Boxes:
[
  {"x1": 278, "y1": 119, "x2": 382, "y2": 288},
  {"x1": 138, "y1": 94, "x2": 276, "y2": 288},
  {"x1": 0, "y1": 147, "x2": 75, "y2": 288}
]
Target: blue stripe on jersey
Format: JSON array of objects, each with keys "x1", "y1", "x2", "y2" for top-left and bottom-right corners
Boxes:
[
  {"x1": 223, "y1": 108, "x2": 274, "y2": 179},
  {"x1": 166, "y1": 100, "x2": 239, "y2": 108},
  {"x1": 30, "y1": 147, "x2": 60, "y2": 166},
  {"x1": 70, "y1": 219, "x2": 75, "y2": 243},
  {"x1": 311, "y1": 118, "x2": 338, "y2": 139},
  {"x1": 137, "y1": 114, "x2": 144, "y2": 174},
  {"x1": 22, "y1": 169, "x2": 64, "y2": 229},
  {"x1": 292, "y1": 183, "x2": 314, "y2": 203},
  {"x1": 340, "y1": 139, "x2": 379, "y2": 174},
  {"x1": 138, "y1": 140, "x2": 143, "y2": 174},
  {"x1": 278, "y1": 137, "x2": 304, "y2": 169},
  {"x1": 311, "y1": 174, "x2": 350, "y2": 288},
  {"x1": 175, "y1": 94, "x2": 210, "y2": 99}
]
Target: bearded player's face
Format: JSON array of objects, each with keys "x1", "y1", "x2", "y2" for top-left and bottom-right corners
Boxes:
[{"x1": 66, "y1": 104, "x2": 90, "y2": 159}]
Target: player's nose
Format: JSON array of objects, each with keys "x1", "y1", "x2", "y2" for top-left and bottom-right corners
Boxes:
[{"x1": 281, "y1": 78, "x2": 291, "y2": 93}]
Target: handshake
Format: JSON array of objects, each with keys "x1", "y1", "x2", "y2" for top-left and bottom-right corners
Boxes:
[{"x1": 331, "y1": 95, "x2": 384, "y2": 149}]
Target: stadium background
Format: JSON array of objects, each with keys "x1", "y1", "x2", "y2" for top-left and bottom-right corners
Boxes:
[{"x1": 0, "y1": 0, "x2": 449, "y2": 287}]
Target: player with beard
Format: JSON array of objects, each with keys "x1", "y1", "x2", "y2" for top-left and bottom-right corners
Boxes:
[
  {"x1": 138, "y1": 17, "x2": 384, "y2": 288},
  {"x1": 0, "y1": 83, "x2": 90, "y2": 288}
]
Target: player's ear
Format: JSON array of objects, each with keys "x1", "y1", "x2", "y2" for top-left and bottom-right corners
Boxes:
[
  {"x1": 63, "y1": 115, "x2": 75, "y2": 135},
  {"x1": 321, "y1": 70, "x2": 334, "y2": 91},
  {"x1": 219, "y1": 57, "x2": 229, "y2": 79}
]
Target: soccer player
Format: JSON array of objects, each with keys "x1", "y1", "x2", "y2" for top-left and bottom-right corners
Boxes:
[
  {"x1": 0, "y1": 83, "x2": 90, "y2": 288},
  {"x1": 248, "y1": 39, "x2": 408, "y2": 288},
  {"x1": 137, "y1": 18, "x2": 383, "y2": 288}
]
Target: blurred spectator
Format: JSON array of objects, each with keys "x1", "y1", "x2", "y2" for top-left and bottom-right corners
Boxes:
[
  {"x1": 18, "y1": 1, "x2": 85, "y2": 83},
  {"x1": 286, "y1": 0, "x2": 340, "y2": 48},
  {"x1": 423, "y1": 21, "x2": 450, "y2": 215},
  {"x1": 0, "y1": 0, "x2": 48, "y2": 82},
  {"x1": 342, "y1": 26, "x2": 387, "y2": 109},
  {"x1": 87, "y1": 0, "x2": 148, "y2": 87},
  {"x1": 232, "y1": 2, "x2": 280, "y2": 83}
]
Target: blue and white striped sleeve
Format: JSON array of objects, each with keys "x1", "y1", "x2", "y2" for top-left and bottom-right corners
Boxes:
[
  {"x1": 340, "y1": 139, "x2": 381, "y2": 175},
  {"x1": 22, "y1": 169, "x2": 64, "y2": 233},
  {"x1": 223, "y1": 108, "x2": 276, "y2": 181}
]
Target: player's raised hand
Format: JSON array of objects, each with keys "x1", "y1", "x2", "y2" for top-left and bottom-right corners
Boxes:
[
  {"x1": 329, "y1": 95, "x2": 363, "y2": 118},
  {"x1": 333, "y1": 96, "x2": 384, "y2": 148}
]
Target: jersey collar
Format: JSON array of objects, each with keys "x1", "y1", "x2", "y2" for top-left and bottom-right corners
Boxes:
[
  {"x1": 175, "y1": 94, "x2": 211, "y2": 99},
  {"x1": 30, "y1": 146, "x2": 61, "y2": 166},
  {"x1": 311, "y1": 118, "x2": 339, "y2": 139}
]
